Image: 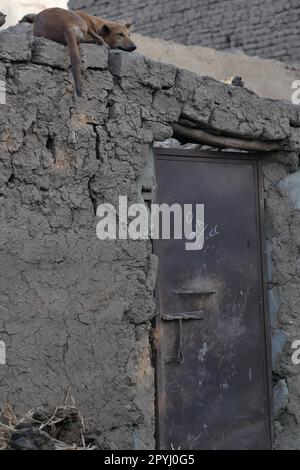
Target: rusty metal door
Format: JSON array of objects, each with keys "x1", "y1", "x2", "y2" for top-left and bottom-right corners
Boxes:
[{"x1": 154, "y1": 149, "x2": 272, "y2": 450}]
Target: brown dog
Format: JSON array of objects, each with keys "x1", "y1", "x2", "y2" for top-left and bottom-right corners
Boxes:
[
  {"x1": 33, "y1": 8, "x2": 136, "y2": 97},
  {"x1": 75, "y1": 10, "x2": 136, "y2": 52}
]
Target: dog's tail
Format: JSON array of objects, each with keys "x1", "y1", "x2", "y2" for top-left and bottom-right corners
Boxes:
[
  {"x1": 20, "y1": 13, "x2": 37, "y2": 24},
  {"x1": 64, "y1": 28, "x2": 82, "y2": 97}
]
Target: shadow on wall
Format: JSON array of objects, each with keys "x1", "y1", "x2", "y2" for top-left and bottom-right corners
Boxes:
[{"x1": 0, "y1": 0, "x2": 69, "y2": 29}]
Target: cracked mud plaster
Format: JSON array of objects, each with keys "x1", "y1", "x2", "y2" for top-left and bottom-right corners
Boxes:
[
  {"x1": 1, "y1": 31, "x2": 300, "y2": 449},
  {"x1": 263, "y1": 159, "x2": 300, "y2": 449}
]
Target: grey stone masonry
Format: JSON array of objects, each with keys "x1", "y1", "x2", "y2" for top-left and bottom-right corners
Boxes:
[{"x1": 70, "y1": 0, "x2": 300, "y2": 63}]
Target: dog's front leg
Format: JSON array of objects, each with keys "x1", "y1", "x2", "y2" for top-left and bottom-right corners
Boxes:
[{"x1": 89, "y1": 30, "x2": 106, "y2": 45}]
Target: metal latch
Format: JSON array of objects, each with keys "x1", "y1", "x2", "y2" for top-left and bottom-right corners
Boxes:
[
  {"x1": 174, "y1": 289, "x2": 216, "y2": 295},
  {"x1": 162, "y1": 311, "x2": 204, "y2": 364}
]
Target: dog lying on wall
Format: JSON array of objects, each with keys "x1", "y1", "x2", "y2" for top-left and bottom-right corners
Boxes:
[{"x1": 27, "y1": 8, "x2": 136, "y2": 97}]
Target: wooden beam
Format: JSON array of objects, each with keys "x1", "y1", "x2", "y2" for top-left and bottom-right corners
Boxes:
[{"x1": 173, "y1": 123, "x2": 282, "y2": 152}]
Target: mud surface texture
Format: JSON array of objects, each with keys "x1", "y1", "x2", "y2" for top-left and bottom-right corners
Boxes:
[{"x1": 0, "y1": 31, "x2": 300, "y2": 448}]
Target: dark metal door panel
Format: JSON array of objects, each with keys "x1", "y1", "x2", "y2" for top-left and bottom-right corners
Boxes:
[{"x1": 155, "y1": 150, "x2": 272, "y2": 450}]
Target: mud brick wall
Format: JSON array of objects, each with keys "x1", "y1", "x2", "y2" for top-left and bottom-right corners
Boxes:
[
  {"x1": 1, "y1": 29, "x2": 300, "y2": 448},
  {"x1": 69, "y1": 0, "x2": 300, "y2": 64},
  {"x1": 264, "y1": 158, "x2": 300, "y2": 448}
]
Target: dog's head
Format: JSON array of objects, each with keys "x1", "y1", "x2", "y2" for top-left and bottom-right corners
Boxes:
[{"x1": 100, "y1": 22, "x2": 136, "y2": 52}]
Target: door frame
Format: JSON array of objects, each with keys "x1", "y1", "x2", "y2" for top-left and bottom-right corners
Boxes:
[{"x1": 153, "y1": 148, "x2": 273, "y2": 450}]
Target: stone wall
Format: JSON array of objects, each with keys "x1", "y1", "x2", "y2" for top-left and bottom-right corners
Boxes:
[
  {"x1": 1, "y1": 29, "x2": 300, "y2": 448},
  {"x1": 264, "y1": 160, "x2": 300, "y2": 449},
  {"x1": 69, "y1": 0, "x2": 300, "y2": 64},
  {"x1": 131, "y1": 33, "x2": 300, "y2": 102}
]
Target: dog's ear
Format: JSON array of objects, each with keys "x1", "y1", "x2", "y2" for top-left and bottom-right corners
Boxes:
[
  {"x1": 101, "y1": 24, "x2": 111, "y2": 35},
  {"x1": 125, "y1": 22, "x2": 132, "y2": 29}
]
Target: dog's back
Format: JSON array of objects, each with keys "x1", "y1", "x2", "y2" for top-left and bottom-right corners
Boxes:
[{"x1": 34, "y1": 7, "x2": 86, "y2": 43}]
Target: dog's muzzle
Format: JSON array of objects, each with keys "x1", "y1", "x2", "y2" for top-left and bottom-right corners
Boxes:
[
  {"x1": 118, "y1": 43, "x2": 137, "y2": 52},
  {"x1": 127, "y1": 44, "x2": 137, "y2": 52}
]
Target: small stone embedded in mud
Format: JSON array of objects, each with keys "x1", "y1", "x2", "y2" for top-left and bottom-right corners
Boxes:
[
  {"x1": 10, "y1": 426, "x2": 55, "y2": 450},
  {"x1": 0, "y1": 401, "x2": 98, "y2": 450}
]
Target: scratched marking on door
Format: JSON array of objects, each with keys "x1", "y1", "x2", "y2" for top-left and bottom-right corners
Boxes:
[{"x1": 198, "y1": 342, "x2": 209, "y2": 362}]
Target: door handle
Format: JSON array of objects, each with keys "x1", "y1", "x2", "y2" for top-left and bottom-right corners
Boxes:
[{"x1": 162, "y1": 311, "x2": 205, "y2": 364}]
